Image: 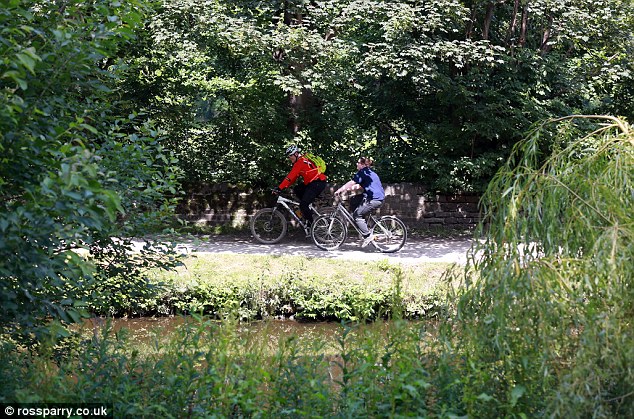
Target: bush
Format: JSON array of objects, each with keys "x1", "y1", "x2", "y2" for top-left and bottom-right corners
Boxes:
[
  {"x1": 0, "y1": 316, "x2": 438, "y2": 417},
  {"x1": 117, "y1": 255, "x2": 452, "y2": 321},
  {"x1": 439, "y1": 115, "x2": 634, "y2": 417},
  {"x1": 0, "y1": 0, "x2": 183, "y2": 344}
]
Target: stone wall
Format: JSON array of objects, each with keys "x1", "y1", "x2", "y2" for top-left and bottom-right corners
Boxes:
[{"x1": 177, "y1": 183, "x2": 482, "y2": 229}]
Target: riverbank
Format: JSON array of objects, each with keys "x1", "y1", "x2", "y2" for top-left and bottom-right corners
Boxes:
[{"x1": 103, "y1": 252, "x2": 460, "y2": 321}]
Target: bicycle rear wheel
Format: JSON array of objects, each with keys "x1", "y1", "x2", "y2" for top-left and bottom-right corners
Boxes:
[
  {"x1": 250, "y1": 208, "x2": 287, "y2": 244},
  {"x1": 371, "y1": 216, "x2": 407, "y2": 253},
  {"x1": 311, "y1": 215, "x2": 347, "y2": 251}
]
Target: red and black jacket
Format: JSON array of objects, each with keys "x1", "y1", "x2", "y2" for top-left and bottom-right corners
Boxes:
[{"x1": 278, "y1": 155, "x2": 327, "y2": 189}]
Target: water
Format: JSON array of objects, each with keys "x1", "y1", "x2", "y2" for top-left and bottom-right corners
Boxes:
[
  {"x1": 82, "y1": 316, "x2": 422, "y2": 350},
  {"x1": 80, "y1": 316, "x2": 434, "y2": 386},
  {"x1": 83, "y1": 316, "x2": 367, "y2": 345}
]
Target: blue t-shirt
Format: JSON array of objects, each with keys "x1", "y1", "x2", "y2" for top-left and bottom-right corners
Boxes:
[{"x1": 353, "y1": 167, "x2": 385, "y2": 201}]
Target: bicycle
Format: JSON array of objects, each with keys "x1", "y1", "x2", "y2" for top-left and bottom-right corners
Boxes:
[
  {"x1": 311, "y1": 195, "x2": 407, "y2": 253},
  {"x1": 250, "y1": 191, "x2": 333, "y2": 244}
]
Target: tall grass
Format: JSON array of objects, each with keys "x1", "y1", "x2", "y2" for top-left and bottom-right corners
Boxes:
[
  {"x1": 439, "y1": 115, "x2": 634, "y2": 417},
  {"x1": 0, "y1": 315, "x2": 442, "y2": 417},
  {"x1": 1, "y1": 116, "x2": 631, "y2": 417}
]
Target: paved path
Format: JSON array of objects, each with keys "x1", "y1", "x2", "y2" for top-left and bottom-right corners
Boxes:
[{"x1": 160, "y1": 234, "x2": 475, "y2": 265}]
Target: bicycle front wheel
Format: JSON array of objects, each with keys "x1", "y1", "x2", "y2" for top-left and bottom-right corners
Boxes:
[
  {"x1": 250, "y1": 208, "x2": 287, "y2": 244},
  {"x1": 371, "y1": 216, "x2": 407, "y2": 253},
  {"x1": 311, "y1": 215, "x2": 347, "y2": 251},
  {"x1": 312, "y1": 206, "x2": 336, "y2": 217}
]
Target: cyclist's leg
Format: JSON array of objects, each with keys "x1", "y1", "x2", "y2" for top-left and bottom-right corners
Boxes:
[
  {"x1": 293, "y1": 183, "x2": 306, "y2": 200},
  {"x1": 300, "y1": 180, "x2": 326, "y2": 224},
  {"x1": 292, "y1": 183, "x2": 307, "y2": 218},
  {"x1": 353, "y1": 199, "x2": 383, "y2": 238}
]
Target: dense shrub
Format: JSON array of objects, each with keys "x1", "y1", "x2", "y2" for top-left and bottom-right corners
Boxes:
[
  {"x1": 0, "y1": 316, "x2": 439, "y2": 417},
  {"x1": 0, "y1": 0, "x2": 183, "y2": 344},
  {"x1": 100, "y1": 255, "x2": 450, "y2": 321},
  {"x1": 439, "y1": 116, "x2": 634, "y2": 417}
]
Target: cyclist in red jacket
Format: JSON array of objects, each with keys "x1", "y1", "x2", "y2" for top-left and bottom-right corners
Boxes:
[{"x1": 273, "y1": 145, "x2": 327, "y2": 225}]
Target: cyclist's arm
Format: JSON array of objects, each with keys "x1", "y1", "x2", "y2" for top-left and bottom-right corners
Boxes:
[
  {"x1": 279, "y1": 161, "x2": 302, "y2": 189},
  {"x1": 335, "y1": 180, "x2": 362, "y2": 195}
]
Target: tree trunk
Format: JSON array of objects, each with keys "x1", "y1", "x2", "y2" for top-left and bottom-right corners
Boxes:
[
  {"x1": 466, "y1": 7, "x2": 476, "y2": 39},
  {"x1": 506, "y1": 0, "x2": 520, "y2": 46},
  {"x1": 482, "y1": 2, "x2": 495, "y2": 40},
  {"x1": 540, "y1": 15, "x2": 554, "y2": 54},
  {"x1": 519, "y1": 4, "x2": 529, "y2": 47},
  {"x1": 281, "y1": 1, "x2": 310, "y2": 135}
]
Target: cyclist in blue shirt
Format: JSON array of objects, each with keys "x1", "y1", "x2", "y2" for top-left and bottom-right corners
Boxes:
[{"x1": 335, "y1": 157, "x2": 385, "y2": 247}]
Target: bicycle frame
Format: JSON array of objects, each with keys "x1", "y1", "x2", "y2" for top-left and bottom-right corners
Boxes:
[
  {"x1": 272, "y1": 194, "x2": 319, "y2": 232},
  {"x1": 329, "y1": 198, "x2": 379, "y2": 235},
  {"x1": 311, "y1": 196, "x2": 407, "y2": 252},
  {"x1": 251, "y1": 192, "x2": 333, "y2": 244}
]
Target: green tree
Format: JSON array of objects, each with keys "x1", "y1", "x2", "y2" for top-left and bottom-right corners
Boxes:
[
  {"x1": 439, "y1": 115, "x2": 633, "y2": 416},
  {"x1": 126, "y1": 0, "x2": 633, "y2": 192},
  {"x1": 0, "y1": 0, "x2": 182, "y2": 344},
  {"x1": 118, "y1": 0, "x2": 291, "y2": 187},
  {"x1": 116, "y1": 0, "x2": 633, "y2": 215}
]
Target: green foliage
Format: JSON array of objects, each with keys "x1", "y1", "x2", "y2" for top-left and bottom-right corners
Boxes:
[
  {"x1": 440, "y1": 115, "x2": 634, "y2": 417},
  {"x1": 1, "y1": 0, "x2": 633, "y2": 411},
  {"x1": 119, "y1": 0, "x2": 290, "y2": 186},
  {"x1": 0, "y1": 0, "x2": 183, "y2": 343},
  {"x1": 1, "y1": 316, "x2": 438, "y2": 417},
  {"x1": 138, "y1": 255, "x2": 451, "y2": 321},
  {"x1": 120, "y1": 0, "x2": 634, "y2": 192}
]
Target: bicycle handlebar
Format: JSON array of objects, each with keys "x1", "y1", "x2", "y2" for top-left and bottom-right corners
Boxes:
[{"x1": 332, "y1": 192, "x2": 350, "y2": 204}]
